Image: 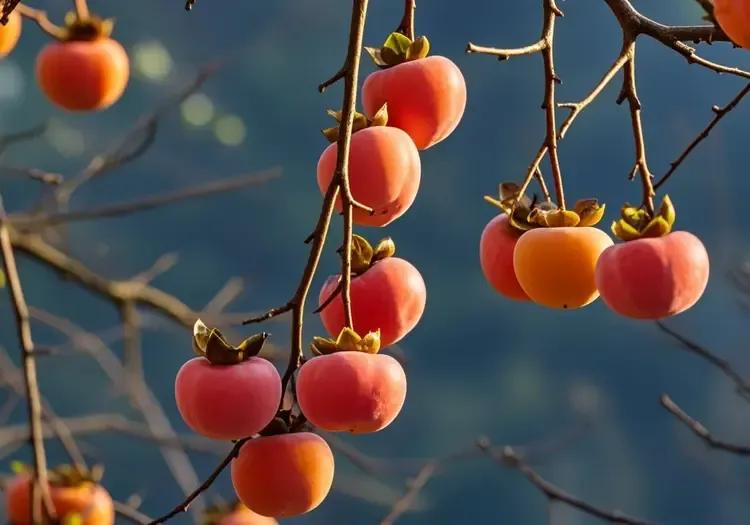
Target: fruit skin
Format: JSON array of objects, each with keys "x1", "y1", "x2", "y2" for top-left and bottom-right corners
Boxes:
[
  {"x1": 317, "y1": 126, "x2": 420, "y2": 227},
  {"x1": 595, "y1": 231, "x2": 710, "y2": 320},
  {"x1": 479, "y1": 214, "x2": 529, "y2": 301},
  {"x1": 296, "y1": 352, "x2": 407, "y2": 433},
  {"x1": 175, "y1": 357, "x2": 281, "y2": 440},
  {"x1": 0, "y1": 11, "x2": 21, "y2": 58},
  {"x1": 362, "y1": 56, "x2": 467, "y2": 150},
  {"x1": 513, "y1": 227, "x2": 614, "y2": 309},
  {"x1": 5, "y1": 474, "x2": 114, "y2": 525},
  {"x1": 36, "y1": 38, "x2": 129, "y2": 111},
  {"x1": 714, "y1": 0, "x2": 750, "y2": 49},
  {"x1": 216, "y1": 506, "x2": 278, "y2": 525},
  {"x1": 231, "y1": 433, "x2": 334, "y2": 518},
  {"x1": 319, "y1": 257, "x2": 426, "y2": 347}
]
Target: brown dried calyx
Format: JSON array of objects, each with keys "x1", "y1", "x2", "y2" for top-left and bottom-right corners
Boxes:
[
  {"x1": 311, "y1": 327, "x2": 381, "y2": 356},
  {"x1": 611, "y1": 195, "x2": 675, "y2": 241},
  {"x1": 485, "y1": 182, "x2": 606, "y2": 231},
  {"x1": 366, "y1": 32, "x2": 431, "y2": 68},
  {"x1": 11, "y1": 462, "x2": 103, "y2": 487},
  {"x1": 349, "y1": 234, "x2": 395, "y2": 275},
  {"x1": 201, "y1": 500, "x2": 249, "y2": 525},
  {"x1": 321, "y1": 103, "x2": 389, "y2": 143},
  {"x1": 61, "y1": 11, "x2": 114, "y2": 41},
  {"x1": 192, "y1": 319, "x2": 269, "y2": 366}
]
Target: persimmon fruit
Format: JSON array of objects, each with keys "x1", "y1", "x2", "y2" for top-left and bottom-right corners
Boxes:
[
  {"x1": 319, "y1": 256, "x2": 425, "y2": 348},
  {"x1": 714, "y1": 0, "x2": 750, "y2": 49},
  {"x1": 36, "y1": 37, "x2": 129, "y2": 111},
  {"x1": 205, "y1": 503, "x2": 278, "y2": 525},
  {"x1": 5, "y1": 472, "x2": 114, "y2": 525},
  {"x1": 0, "y1": 11, "x2": 21, "y2": 57},
  {"x1": 513, "y1": 227, "x2": 613, "y2": 309},
  {"x1": 296, "y1": 351, "x2": 407, "y2": 433},
  {"x1": 175, "y1": 356, "x2": 281, "y2": 440},
  {"x1": 479, "y1": 214, "x2": 529, "y2": 301},
  {"x1": 316, "y1": 126, "x2": 421, "y2": 227},
  {"x1": 231, "y1": 432, "x2": 334, "y2": 518},
  {"x1": 362, "y1": 55, "x2": 466, "y2": 150},
  {"x1": 595, "y1": 231, "x2": 710, "y2": 319}
]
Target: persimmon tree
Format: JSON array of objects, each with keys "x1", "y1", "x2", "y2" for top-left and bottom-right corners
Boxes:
[{"x1": 1, "y1": 0, "x2": 750, "y2": 524}]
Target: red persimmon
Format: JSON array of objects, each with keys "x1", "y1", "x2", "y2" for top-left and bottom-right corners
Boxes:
[
  {"x1": 479, "y1": 214, "x2": 529, "y2": 301},
  {"x1": 714, "y1": 0, "x2": 750, "y2": 49}
]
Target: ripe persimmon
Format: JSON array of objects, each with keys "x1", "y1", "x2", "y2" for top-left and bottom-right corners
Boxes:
[
  {"x1": 36, "y1": 15, "x2": 129, "y2": 111},
  {"x1": 363, "y1": 54, "x2": 466, "y2": 150},
  {"x1": 231, "y1": 433, "x2": 334, "y2": 518},
  {"x1": 297, "y1": 350, "x2": 407, "y2": 433},
  {"x1": 513, "y1": 227, "x2": 613, "y2": 309},
  {"x1": 595, "y1": 232, "x2": 709, "y2": 319},
  {"x1": 714, "y1": 0, "x2": 750, "y2": 49},
  {"x1": 317, "y1": 125, "x2": 421, "y2": 227},
  {"x1": 6, "y1": 469, "x2": 114, "y2": 525},
  {"x1": 204, "y1": 502, "x2": 278, "y2": 525},
  {"x1": 319, "y1": 237, "x2": 425, "y2": 348},
  {"x1": 480, "y1": 214, "x2": 529, "y2": 301},
  {"x1": 0, "y1": 11, "x2": 21, "y2": 58}
]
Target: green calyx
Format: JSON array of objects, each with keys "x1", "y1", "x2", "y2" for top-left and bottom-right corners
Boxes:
[
  {"x1": 311, "y1": 327, "x2": 381, "y2": 356},
  {"x1": 485, "y1": 182, "x2": 606, "y2": 231},
  {"x1": 192, "y1": 319, "x2": 269, "y2": 365},
  {"x1": 11, "y1": 462, "x2": 103, "y2": 487},
  {"x1": 350, "y1": 234, "x2": 395, "y2": 275},
  {"x1": 611, "y1": 195, "x2": 675, "y2": 241},
  {"x1": 321, "y1": 103, "x2": 388, "y2": 143},
  {"x1": 61, "y1": 12, "x2": 114, "y2": 41},
  {"x1": 365, "y1": 32, "x2": 431, "y2": 68}
]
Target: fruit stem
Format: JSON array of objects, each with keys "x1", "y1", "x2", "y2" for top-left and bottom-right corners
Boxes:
[
  {"x1": 0, "y1": 194, "x2": 57, "y2": 525},
  {"x1": 541, "y1": 0, "x2": 566, "y2": 210},
  {"x1": 397, "y1": 0, "x2": 416, "y2": 41},
  {"x1": 73, "y1": 0, "x2": 89, "y2": 20},
  {"x1": 16, "y1": 4, "x2": 68, "y2": 40}
]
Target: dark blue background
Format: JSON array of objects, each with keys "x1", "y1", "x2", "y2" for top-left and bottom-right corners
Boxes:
[{"x1": 2, "y1": 1, "x2": 750, "y2": 523}]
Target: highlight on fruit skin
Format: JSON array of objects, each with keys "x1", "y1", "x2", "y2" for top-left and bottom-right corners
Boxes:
[
  {"x1": 0, "y1": 10, "x2": 22, "y2": 58},
  {"x1": 230, "y1": 432, "x2": 335, "y2": 518},
  {"x1": 363, "y1": 32, "x2": 467, "y2": 150},
  {"x1": 596, "y1": 231, "x2": 710, "y2": 320},
  {"x1": 316, "y1": 125, "x2": 421, "y2": 227},
  {"x1": 713, "y1": 0, "x2": 750, "y2": 49},
  {"x1": 5, "y1": 465, "x2": 115, "y2": 525},
  {"x1": 318, "y1": 235, "x2": 426, "y2": 348},
  {"x1": 479, "y1": 214, "x2": 529, "y2": 301},
  {"x1": 296, "y1": 346, "x2": 407, "y2": 433},
  {"x1": 513, "y1": 226, "x2": 614, "y2": 309}
]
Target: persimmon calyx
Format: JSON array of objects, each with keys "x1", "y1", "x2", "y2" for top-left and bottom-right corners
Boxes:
[
  {"x1": 322, "y1": 103, "x2": 388, "y2": 143},
  {"x1": 311, "y1": 327, "x2": 381, "y2": 356},
  {"x1": 365, "y1": 32, "x2": 431, "y2": 68},
  {"x1": 485, "y1": 182, "x2": 605, "y2": 230},
  {"x1": 61, "y1": 12, "x2": 114, "y2": 41},
  {"x1": 0, "y1": 270, "x2": 5, "y2": 288},
  {"x1": 350, "y1": 234, "x2": 395, "y2": 274},
  {"x1": 201, "y1": 500, "x2": 248, "y2": 525},
  {"x1": 611, "y1": 195, "x2": 675, "y2": 241},
  {"x1": 11, "y1": 462, "x2": 103, "y2": 487},
  {"x1": 193, "y1": 319, "x2": 269, "y2": 365}
]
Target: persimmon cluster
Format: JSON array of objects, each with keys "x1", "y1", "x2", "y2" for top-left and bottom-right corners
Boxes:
[
  {"x1": 172, "y1": 29, "x2": 467, "y2": 519},
  {"x1": 0, "y1": 5, "x2": 129, "y2": 111},
  {"x1": 480, "y1": 184, "x2": 710, "y2": 319}
]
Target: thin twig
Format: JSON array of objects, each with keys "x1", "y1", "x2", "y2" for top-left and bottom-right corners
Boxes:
[
  {"x1": 379, "y1": 461, "x2": 438, "y2": 525},
  {"x1": 16, "y1": 4, "x2": 66, "y2": 39},
  {"x1": 396, "y1": 0, "x2": 416, "y2": 40},
  {"x1": 0, "y1": 123, "x2": 47, "y2": 156}
]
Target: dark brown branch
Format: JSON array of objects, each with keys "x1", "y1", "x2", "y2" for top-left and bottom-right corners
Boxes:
[
  {"x1": 479, "y1": 439, "x2": 655, "y2": 525},
  {"x1": 655, "y1": 322, "x2": 750, "y2": 400},
  {"x1": 655, "y1": 82, "x2": 750, "y2": 190},
  {"x1": 396, "y1": 0, "x2": 415, "y2": 40},
  {"x1": 0, "y1": 196, "x2": 56, "y2": 523},
  {"x1": 661, "y1": 395, "x2": 750, "y2": 456},
  {"x1": 541, "y1": 0, "x2": 565, "y2": 209}
]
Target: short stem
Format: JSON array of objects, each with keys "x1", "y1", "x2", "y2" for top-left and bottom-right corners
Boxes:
[
  {"x1": 397, "y1": 0, "x2": 416, "y2": 40},
  {"x1": 542, "y1": 0, "x2": 565, "y2": 210},
  {"x1": 74, "y1": 0, "x2": 89, "y2": 19}
]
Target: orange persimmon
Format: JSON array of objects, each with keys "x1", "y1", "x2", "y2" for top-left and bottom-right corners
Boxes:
[
  {"x1": 595, "y1": 231, "x2": 709, "y2": 319},
  {"x1": 36, "y1": 37, "x2": 129, "y2": 111},
  {"x1": 362, "y1": 56, "x2": 466, "y2": 150},
  {"x1": 714, "y1": 0, "x2": 750, "y2": 49},
  {"x1": 317, "y1": 126, "x2": 420, "y2": 227},
  {"x1": 0, "y1": 11, "x2": 21, "y2": 57},
  {"x1": 513, "y1": 227, "x2": 613, "y2": 309},
  {"x1": 296, "y1": 351, "x2": 407, "y2": 433},
  {"x1": 231, "y1": 433, "x2": 334, "y2": 518},
  {"x1": 6, "y1": 472, "x2": 114, "y2": 525},
  {"x1": 479, "y1": 214, "x2": 529, "y2": 301}
]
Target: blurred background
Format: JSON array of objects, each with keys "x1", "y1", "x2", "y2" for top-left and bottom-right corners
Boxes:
[{"x1": 2, "y1": 0, "x2": 750, "y2": 523}]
